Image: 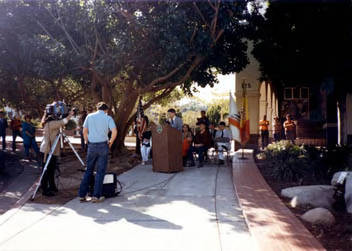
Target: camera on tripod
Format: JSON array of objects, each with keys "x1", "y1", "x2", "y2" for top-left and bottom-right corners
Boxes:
[{"x1": 45, "y1": 101, "x2": 78, "y2": 119}]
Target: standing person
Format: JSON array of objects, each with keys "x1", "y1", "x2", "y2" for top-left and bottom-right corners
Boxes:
[
  {"x1": 134, "y1": 119, "x2": 141, "y2": 156},
  {"x1": 186, "y1": 121, "x2": 212, "y2": 168},
  {"x1": 283, "y1": 114, "x2": 296, "y2": 143},
  {"x1": 0, "y1": 111, "x2": 8, "y2": 150},
  {"x1": 167, "y1": 108, "x2": 183, "y2": 131},
  {"x1": 272, "y1": 117, "x2": 282, "y2": 142},
  {"x1": 214, "y1": 122, "x2": 232, "y2": 165},
  {"x1": 10, "y1": 115, "x2": 22, "y2": 152},
  {"x1": 22, "y1": 115, "x2": 40, "y2": 161},
  {"x1": 79, "y1": 110, "x2": 88, "y2": 152},
  {"x1": 79, "y1": 102, "x2": 117, "y2": 203},
  {"x1": 40, "y1": 110, "x2": 73, "y2": 196},
  {"x1": 140, "y1": 116, "x2": 152, "y2": 165},
  {"x1": 197, "y1": 110, "x2": 210, "y2": 128},
  {"x1": 259, "y1": 115, "x2": 270, "y2": 149}
]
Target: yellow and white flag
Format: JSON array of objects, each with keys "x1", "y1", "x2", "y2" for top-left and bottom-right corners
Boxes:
[
  {"x1": 229, "y1": 92, "x2": 241, "y2": 142},
  {"x1": 240, "y1": 89, "x2": 250, "y2": 144}
]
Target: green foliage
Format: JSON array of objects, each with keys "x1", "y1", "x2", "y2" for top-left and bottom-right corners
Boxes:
[
  {"x1": 206, "y1": 98, "x2": 229, "y2": 124},
  {"x1": 182, "y1": 110, "x2": 199, "y2": 127},
  {"x1": 263, "y1": 141, "x2": 352, "y2": 182},
  {"x1": 252, "y1": 1, "x2": 352, "y2": 92},
  {"x1": 0, "y1": 0, "x2": 258, "y2": 149},
  {"x1": 264, "y1": 140, "x2": 308, "y2": 182},
  {"x1": 207, "y1": 105, "x2": 221, "y2": 125}
]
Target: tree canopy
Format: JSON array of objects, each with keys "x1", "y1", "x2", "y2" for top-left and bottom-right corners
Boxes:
[
  {"x1": 0, "y1": 0, "x2": 257, "y2": 150},
  {"x1": 252, "y1": 0, "x2": 352, "y2": 91}
]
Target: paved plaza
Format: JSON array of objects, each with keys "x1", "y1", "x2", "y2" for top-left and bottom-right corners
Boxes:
[{"x1": 0, "y1": 163, "x2": 255, "y2": 251}]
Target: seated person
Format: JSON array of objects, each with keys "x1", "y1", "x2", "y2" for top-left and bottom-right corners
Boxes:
[
  {"x1": 208, "y1": 123, "x2": 217, "y2": 148},
  {"x1": 182, "y1": 124, "x2": 193, "y2": 166},
  {"x1": 214, "y1": 121, "x2": 231, "y2": 165},
  {"x1": 186, "y1": 121, "x2": 212, "y2": 168}
]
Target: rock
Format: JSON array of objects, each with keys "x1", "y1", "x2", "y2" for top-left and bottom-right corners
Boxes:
[
  {"x1": 345, "y1": 175, "x2": 352, "y2": 214},
  {"x1": 301, "y1": 208, "x2": 335, "y2": 226},
  {"x1": 331, "y1": 171, "x2": 352, "y2": 186},
  {"x1": 281, "y1": 185, "x2": 335, "y2": 209}
]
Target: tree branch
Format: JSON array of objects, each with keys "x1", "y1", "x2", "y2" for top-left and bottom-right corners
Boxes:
[
  {"x1": 142, "y1": 55, "x2": 204, "y2": 94},
  {"x1": 142, "y1": 61, "x2": 186, "y2": 92},
  {"x1": 126, "y1": 87, "x2": 176, "y2": 128},
  {"x1": 193, "y1": 2, "x2": 210, "y2": 28}
]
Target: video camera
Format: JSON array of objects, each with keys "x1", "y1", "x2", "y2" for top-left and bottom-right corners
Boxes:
[{"x1": 45, "y1": 101, "x2": 78, "y2": 120}]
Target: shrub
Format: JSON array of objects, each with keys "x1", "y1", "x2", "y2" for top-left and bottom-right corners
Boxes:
[
  {"x1": 321, "y1": 145, "x2": 352, "y2": 179},
  {"x1": 264, "y1": 140, "x2": 309, "y2": 182},
  {"x1": 263, "y1": 141, "x2": 352, "y2": 183}
]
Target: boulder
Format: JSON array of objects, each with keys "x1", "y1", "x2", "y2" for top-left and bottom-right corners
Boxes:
[
  {"x1": 345, "y1": 175, "x2": 352, "y2": 214},
  {"x1": 301, "y1": 208, "x2": 335, "y2": 226},
  {"x1": 281, "y1": 185, "x2": 335, "y2": 209},
  {"x1": 331, "y1": 171, "x2": 352, "y2": 186}
]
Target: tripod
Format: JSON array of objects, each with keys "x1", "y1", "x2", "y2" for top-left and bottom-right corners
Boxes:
[{"x1": 31, "y1": 130, "x2": 85, "y2": 200}]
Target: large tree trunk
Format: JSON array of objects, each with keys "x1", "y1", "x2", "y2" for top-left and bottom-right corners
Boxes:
[{"x1": 112, "y1": 86, "x2": 139, "y2": 155}]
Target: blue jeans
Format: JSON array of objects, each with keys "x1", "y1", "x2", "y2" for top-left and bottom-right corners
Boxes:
[
  {"x1": 24, "y1": 138, "x2": 39, "y2": 157},
  {"x1": 79, "y1": 142, "x2": 109, "y2": 198},
  {"x1": 187, "y1": 146, "x2": 206, "y2": 164}
]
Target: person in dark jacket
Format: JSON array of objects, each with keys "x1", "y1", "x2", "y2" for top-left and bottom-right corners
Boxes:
[
  {"x1": 22, "y1": 115, "x2": 40, "y2": 161},
  {"x1": 0, "y1": 111, "x2": 8, "y2": 150},
  {"x1": 10, "y1": 115, "x2": 22, "y2": 152},
  {"x1": 186, "y1": 121, "x2": 212, "y2": 168}
]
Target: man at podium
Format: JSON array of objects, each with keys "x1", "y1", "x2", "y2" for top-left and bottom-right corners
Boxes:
[{"x1": 167, "y1": 108, "x2": 183, "y2": 131}]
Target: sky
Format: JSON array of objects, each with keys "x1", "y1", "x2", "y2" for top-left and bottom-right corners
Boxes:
[{"x1": 178, "y1": 73, "x2": 236, "y2": 106}]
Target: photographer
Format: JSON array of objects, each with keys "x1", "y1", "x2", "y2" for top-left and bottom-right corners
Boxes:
[{"x1": 39, "y1": 110, "x2": 73, "y2": 197}]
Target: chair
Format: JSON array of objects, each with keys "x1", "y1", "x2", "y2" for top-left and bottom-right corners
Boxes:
[{"x1": 211, "y1": 140, "x2": 233, "y2": 166}]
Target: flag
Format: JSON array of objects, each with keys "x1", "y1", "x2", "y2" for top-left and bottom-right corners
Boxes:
[
  {"x1": 229, "y1": 92, "x2": 241, "y2": 142},
  {"x1": 136, "y1": 97, "x2": 146, "y2": 140},
  {"x1": 240, "y1": 88, "x2": 250, "y2": 144}
]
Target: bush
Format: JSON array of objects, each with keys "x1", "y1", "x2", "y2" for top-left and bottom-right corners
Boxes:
[
  {"x1": 263, "y1": 141, "x2": 352, "y2": 183},
  {"x1": 264, "y1": 140, "x2": 309, "y2": 182}
]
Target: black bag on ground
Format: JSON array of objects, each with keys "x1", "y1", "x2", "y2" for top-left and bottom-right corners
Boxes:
[{"x1": 89, "y1": 172, "x2": 122, "y2": 198}]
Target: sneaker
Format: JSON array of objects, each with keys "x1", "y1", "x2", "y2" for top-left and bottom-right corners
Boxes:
[
  {"x1": 141, "y1": 161, "x2": 146, "y2": 165},
  {"x1": 79, "y1": 196, "x2": 92, "y2": 203},
  {"x1": 197, "y1": 162, "x2": 203, "y2": 168},
  {"x1": 91, "y1": 196, "x2": 105, "y2": 203}
]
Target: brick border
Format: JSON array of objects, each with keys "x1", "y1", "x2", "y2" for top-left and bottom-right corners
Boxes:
[{"x1": 232, "y1": 150, "x2": 325, "y2": 251}]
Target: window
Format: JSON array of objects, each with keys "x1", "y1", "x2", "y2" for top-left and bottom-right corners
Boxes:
[
  {"x1": 284, "y1": 88, "x2": 294, "y2": 99},
  {"x1": 300, "y1": 87, "x2": 309, "y2": 99}
]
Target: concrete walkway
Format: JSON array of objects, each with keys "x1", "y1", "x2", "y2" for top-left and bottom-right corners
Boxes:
[{"x1": 0, "y1": 164, "x2": 255, "y2": 251}]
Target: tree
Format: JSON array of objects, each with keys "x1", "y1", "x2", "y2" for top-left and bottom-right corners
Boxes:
[
  {"x1": 252, "y1": 0, "x2": 352, "y2": 92},
  {"x1": 207, "y1": 105, "x2": 221, "y2": 124},
  {"x1": 0, "y1": 0, "x2": 256, "y2": 152}
]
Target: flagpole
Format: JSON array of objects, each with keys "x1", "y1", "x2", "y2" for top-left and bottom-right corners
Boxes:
[{"x1": 238, "y1": 79, "x2": 248, "y2": 160}]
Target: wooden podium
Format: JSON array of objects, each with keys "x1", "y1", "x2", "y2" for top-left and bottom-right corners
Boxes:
[{"x1": 151, "y1": 124, "x2": 183, "y2": 173}]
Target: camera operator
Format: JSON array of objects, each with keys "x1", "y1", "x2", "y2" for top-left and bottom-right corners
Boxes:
[{"x1": 39, "y1": 109, "x2": 74, "y2": 197}]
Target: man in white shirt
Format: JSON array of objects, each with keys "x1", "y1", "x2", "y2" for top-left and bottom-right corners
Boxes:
[{"x1": 214, "y1": 121, "x2": 232, "y2": 165}]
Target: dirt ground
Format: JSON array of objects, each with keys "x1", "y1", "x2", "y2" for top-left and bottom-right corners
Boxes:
[
  {"x1": 256, "y1": 158, "x2": 352, "y2": 251},
  {"x1": 32, "y1": 148, "x2": 140, "y2": 205}
]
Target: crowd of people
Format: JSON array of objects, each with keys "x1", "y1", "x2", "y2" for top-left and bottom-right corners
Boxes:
[
  {"x1": 259, "y1": 113, "x2": 297, "y2": 149},
  {"x1": 136, "y1": 109, "x2": 233, "y2": 168}
]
